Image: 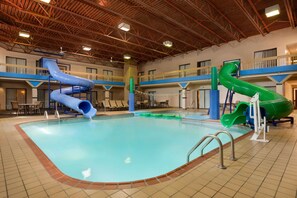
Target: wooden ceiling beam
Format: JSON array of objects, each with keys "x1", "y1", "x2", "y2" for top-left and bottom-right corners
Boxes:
[
  {"x1": 183, "y1": 0, "x2": 246, "y2": 41},
  {"x1": 284, "y1": 0, "x2": 296, "y2": 28},
  {"x1": 0, "y1": 10, "x2": 159, "y2": 61},
  {"x1": 247, "y1": 0, "x2": 269, "y2": 32},
  {"x1": 233, "y1": 0, "x2": 266, "y2": 36},
  {"x1": 33, "y1": 0, "x2": 184, "y2": 54},
  {"x1": 131, "y1": 0, "x2": 220, "y2": 46},
  {"x1": 2, "y1": 0, "x2": 169, "y2": 57},
  {"x1": 164, "y1": 0, "x2": 227, "y2": 43},
  {"x1": 79, "y1": 0, "x2": 201, "y2": 50}
]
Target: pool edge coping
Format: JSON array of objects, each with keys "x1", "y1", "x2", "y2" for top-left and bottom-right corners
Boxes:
[{"x1": 15, "y1": 121, "x2": 253, "y2": 190}]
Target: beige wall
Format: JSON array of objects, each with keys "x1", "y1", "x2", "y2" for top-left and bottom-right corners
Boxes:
[
  {"x1": 0, "y1": 47, "x2": 123, "y2": 76},
  {"x1": 141, "y1": 80, "x2": 278, "y2": 108},
  {"x1": 0, "y1": 81, "x2": 32, "y2": 109},
  {"x1": 140, "y1": 28, "x2": 297, "y2": 74}
]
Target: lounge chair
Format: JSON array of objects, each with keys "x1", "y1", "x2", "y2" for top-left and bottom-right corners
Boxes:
[
  {"x1": 109, "y1": 100, "x2": 120, "y2": 110},
  {"x1": 115, "y1": 100, "x2": 124, "y2": 109},
  {"x1": 102, "y1": 100, "x2": 112, "y2": 111},
  {"x1": 122, "y1": 100, "x2": 129, "y2": 109}
]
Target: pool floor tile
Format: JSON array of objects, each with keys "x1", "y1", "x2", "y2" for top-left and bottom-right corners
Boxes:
[{"x1": 1, "y1": 111, "x2": 297, "y2": 197}]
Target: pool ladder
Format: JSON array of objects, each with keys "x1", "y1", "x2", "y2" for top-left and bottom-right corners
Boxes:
[{"x1": 187, "y1": 130, "x2": 236, "y2": 169}]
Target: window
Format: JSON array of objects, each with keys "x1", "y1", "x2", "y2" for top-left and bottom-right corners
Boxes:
[
  {"x1": 148, "y1": 91, "x2": 156, "y2": 107},
  {"x1": 37, "y1": 89, "x2": 50, "y2": 108},
  {"x1": 197, "y1": 60, "x2": 211, "y2": 75},
  {"x1": 254, "y1": 48, "x2": 277, "y2": 68},
  {"x1": 103, "y1": 70, "x2": 113, "y2": 81},
  {"x1": 86, "y1": 67, "x2": 97, "y2": 80},
  {"x1": 138, "y1": 71, "x2": 145, "y2": 82},
  {"x1": 6, "y1": 57, "x2": 27, "y2": 73},
  {"x1": 179, "y1": 64, "x2": 189, "y2": 77},
  {"x1": 291, "y1": 56, "x2": 297, "y2": 65},
  {"x1": 89, "y1": 91, "x2": 98, "y2": 106},
  {"x1": 6, "y1": 88, "x2": 27, "y2": 109},
  {"x1": 58, "y1": 63, "x2": 71, "y2": 72},
  {"x1": 198, "y1": 89, "x2": 210, "y2": 109},
  {"x1": 36, "y1": 60, "x2": 48, "y2": 75},
  {"x1": 148, "y1": 69, "x2": 156, "y2": 81}
]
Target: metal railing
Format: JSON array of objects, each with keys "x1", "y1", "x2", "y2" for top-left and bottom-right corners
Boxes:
[
  {"x1": 0, "y1": 62, "x2": 124, "y2": 82},
  {"x1": 201, "y1": 130, "x2": 236, "y2": 161},
  {"x1": 187, "y1": 130, "x2": 236, "y2": 169},
  {"x1": 139, "y1": 65, "x2": 215, "y2": 82},
  {"x1": 187, "y1": 134, "x2": 226, "y2": 169},
  {"x1": 139, "y1": 53, "x2": 297, "y2": 82}
]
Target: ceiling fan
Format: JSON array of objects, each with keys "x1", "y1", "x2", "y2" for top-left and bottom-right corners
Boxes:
[
  {"x1": 110, "y1": 57, "x2": 125, "y2": 64},
  {"x1": 59, "y1": 47, "x2": 67, "y2": 56}
]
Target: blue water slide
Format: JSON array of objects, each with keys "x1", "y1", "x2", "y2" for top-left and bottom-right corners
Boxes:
[{"x1": 41, "y1": 58, "x2": 97, "y2": 118}]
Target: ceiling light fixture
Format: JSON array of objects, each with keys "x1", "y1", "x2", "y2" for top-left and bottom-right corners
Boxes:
[
  {"x1": 82, "y1": 46, "x2": 91, "y2": 51},
  {"x1": 265, "y1": 4, "x2": 280, "y2": 18},
  {"x1": 40, "y1": 0, "x2": 51, "y2": 3},
  {"x1": 118, "y1": 22, "x2": 130, "y2": 32},
  {"x1": 123, "y1": 54, "x2": 131, "y2": 60},
  {"x1": 163, "y1": 40, "x2": 173, "y2": 48},
  {"x1": 19, "y1": 31, "x2": 30, "y2": 38}
]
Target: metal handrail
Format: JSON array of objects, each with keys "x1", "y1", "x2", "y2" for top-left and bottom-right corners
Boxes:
[
  {"x1": 201, "y1": 130, "x2": 237, "y2": 161},
  {"x1": 187, "y1": 134, "x2": 226, "y2": 169}
]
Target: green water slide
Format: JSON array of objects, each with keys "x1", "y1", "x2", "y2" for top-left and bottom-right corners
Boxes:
[{"x1": 219, "y1": 62, "x2": 293, "y2": 128}]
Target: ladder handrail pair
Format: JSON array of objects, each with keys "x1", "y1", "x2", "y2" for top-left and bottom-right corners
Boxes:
[{"x1": 187, "y1": 130, "x2": 236, "y2": 169}]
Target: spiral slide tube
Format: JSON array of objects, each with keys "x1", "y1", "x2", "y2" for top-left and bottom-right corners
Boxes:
[
  {"x1": 42, "y1": 58, "x2": 97, "y2": 118},
  {"x1": 219, "y1": 62, "x2": 293, "y2": 128}
]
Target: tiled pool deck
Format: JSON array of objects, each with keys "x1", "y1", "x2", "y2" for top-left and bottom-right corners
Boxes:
[{"x1": 0, "y1": 111, "x2": 297, "y2": 198}]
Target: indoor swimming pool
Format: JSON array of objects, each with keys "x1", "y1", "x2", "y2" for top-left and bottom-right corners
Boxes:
[{"x1": 19, "y1": 115, "x2": 250, "y2": 182}]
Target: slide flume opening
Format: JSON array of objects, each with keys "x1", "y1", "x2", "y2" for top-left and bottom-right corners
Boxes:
[{"x1": 79, "y1": 101, "x2": 92, "y2": 114}]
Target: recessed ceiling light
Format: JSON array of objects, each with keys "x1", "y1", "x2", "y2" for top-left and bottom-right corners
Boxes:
[
  {"x1": 19, "y1": 31, "x2": 30, "y2": 38},
  {"x1": 123, "y1": 54, "x2": 131, "y2": 60},
  {"x1": 265, "y1": 4, "x2": 280, "y2": 18},
  {"x1": 118, "y1": 22, "x2": 130, "y2": 32},
  {"x1": 163, "y1": 40, "x2": 173, "y2": 48},
  {"x1": 40, "y1": 0, "x2": 51, "y2": 3},
  {"x1": 82, "y1": 46, "x2": 91, "y2": 51}
]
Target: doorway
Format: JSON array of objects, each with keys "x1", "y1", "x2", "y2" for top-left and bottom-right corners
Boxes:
[
  {"x1": 198, "y1": 89, "x2": 210, "y2": 109},
  {"x1": 6, "y1": 88, "x2": 27, "y2": 110}
]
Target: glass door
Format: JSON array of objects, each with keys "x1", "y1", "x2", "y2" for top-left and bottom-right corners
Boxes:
[
  {"x1": 6, "y1": 88, "x2": 26, "y2": 109},
  {"x1": 198, "y1": 89, "x2": 210, "y2": 109}
]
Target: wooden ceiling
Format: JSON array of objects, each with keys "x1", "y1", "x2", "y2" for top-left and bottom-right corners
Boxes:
[{"x1": 0, "y1": 0, "x2": 296, "y2": 67}]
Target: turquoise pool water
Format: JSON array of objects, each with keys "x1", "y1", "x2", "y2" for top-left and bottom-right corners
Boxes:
[{"x1": 20, "y1": 116, "x2": 250, "y2": 182}]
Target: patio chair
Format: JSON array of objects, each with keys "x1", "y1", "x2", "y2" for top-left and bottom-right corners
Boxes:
[
  {"x1": 30, "y1": 101, "x2": 44, "y2": 114},
  {"x1": 11, "y1": 101, "x2": 24, "y2": 116}
]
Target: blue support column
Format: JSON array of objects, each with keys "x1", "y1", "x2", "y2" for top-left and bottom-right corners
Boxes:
[
  {"x1": 129, "y1": 77, "x2": 135, "y2": 112},
  {"x1": 129, "y1": 93, "x2": 135, "y2": 111},
  {"x1": 210, "y1": 90, "x2": 220, "y2": 119}
]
